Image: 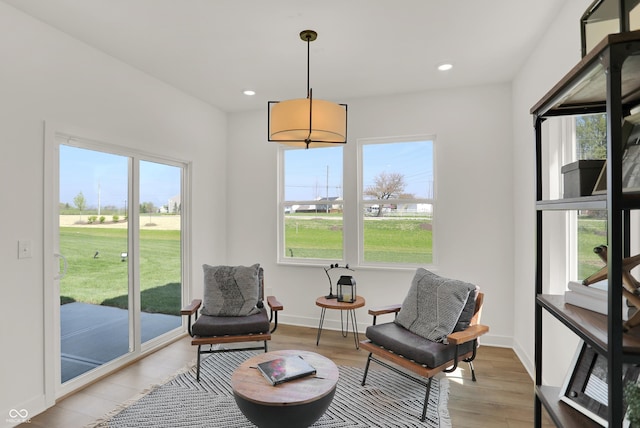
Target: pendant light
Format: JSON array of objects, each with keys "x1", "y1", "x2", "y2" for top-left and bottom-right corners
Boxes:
[{"x1": 268, "y1": 30, "x2": 348, "y2": 149}]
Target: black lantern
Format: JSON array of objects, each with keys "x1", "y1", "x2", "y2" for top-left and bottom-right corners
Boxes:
[{"x1": 337, "y1": 275, "x2": 356, "y2": 303}]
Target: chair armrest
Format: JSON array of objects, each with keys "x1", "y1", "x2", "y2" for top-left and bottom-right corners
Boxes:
[
  {"x1": 368, "y1": 304, "x2": 401, "y2": 317},
  {"x1": 368, "y1": 304, "x2": 401, "y2": 325},
  {"x1": 181, "y1": 299, "x2": 202, "y2": 316},
  {"x1": 267, "y1": 296, "x2": 283, "y2": 334},
  {"x1": 446, "y1": 324, "x2": 489, "y2": 345},
  {"x1": 267, "y1": 295, "x2": 283, "y2": 311}
]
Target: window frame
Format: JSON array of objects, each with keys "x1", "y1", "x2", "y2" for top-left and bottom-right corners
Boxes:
[{"x1": 277, "y1": 145, "x2": 345, "y2": 265}]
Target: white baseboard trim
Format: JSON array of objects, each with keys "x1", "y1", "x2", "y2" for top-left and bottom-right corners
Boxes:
[
  {"x1": 512, "y1": 338, "x2": 535, "y2": 381},
  {"x1": 3, "y1": 394, "x2": 49, "y2": 428}
]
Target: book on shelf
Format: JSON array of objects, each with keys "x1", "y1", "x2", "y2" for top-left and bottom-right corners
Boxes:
[
  {"x1": 567, "y1": 280, "x2": 607, "y2": 299},
  {"x1": 564, "y1": 290, "x2": 607, "y2": 315},
  {"x1": 256, "y1": 355, "x2": 317, "y2": 386},
  {"x1": 564, "y1": 280, "x2": 629, "y2": 320}
]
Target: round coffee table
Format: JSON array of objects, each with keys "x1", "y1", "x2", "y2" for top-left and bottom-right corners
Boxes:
[
  {"x1": 231, "y1": 350, "x2": 339, "y2": 428},
  {"x1": 315, "y1": 295, "x2": 365, "y2": 349}
]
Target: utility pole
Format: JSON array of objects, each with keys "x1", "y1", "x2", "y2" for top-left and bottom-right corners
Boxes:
[{"x1": 326, "y1": 165, "x2": 329, "y2": 213}]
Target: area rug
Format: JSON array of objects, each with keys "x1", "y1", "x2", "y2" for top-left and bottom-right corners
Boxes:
[{"x1": 89, "y1": 351, "x2": 451, "y2": 428}]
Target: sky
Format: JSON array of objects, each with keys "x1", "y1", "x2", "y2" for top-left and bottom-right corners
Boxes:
[
  {"x1": 59, "y1": 139, "x2": 433, "y2": 209},
  {"x1": 284, "y1": 140, "x2": 434, "y2": 201},
  {"x1": 59, "y1": 145, "x2": 181, "y2": 210}
]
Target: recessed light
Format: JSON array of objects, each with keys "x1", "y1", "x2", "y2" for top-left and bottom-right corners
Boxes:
[
  {"x1": 243, "y1": 90, "x2": 256, "y2": 96},
  {"x1": 437, "y1": 63, "x2": 453, "y2": 71}
]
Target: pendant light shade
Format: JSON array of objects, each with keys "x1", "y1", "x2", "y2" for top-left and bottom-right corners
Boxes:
[
  {"x1": 269, "y1": 97, "x2": 347, "y2": 147},
  {"x1": 268, "y1": 30, "x2": 348, "y2": 149}
]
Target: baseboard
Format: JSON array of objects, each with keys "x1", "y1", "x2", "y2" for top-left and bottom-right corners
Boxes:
[
  {"x1": 2, "y1": 394, "x2": 49, "y2": 428},
  {"x1": 512, "y1": 338, "x2": 535, "y2": 381}
]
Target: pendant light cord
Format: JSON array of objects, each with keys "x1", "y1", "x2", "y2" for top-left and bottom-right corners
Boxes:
[{"x1": 305, "y1": 32, "x2": 311, "y2": 99}]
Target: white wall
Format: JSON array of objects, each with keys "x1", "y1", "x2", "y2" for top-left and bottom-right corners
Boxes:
[
  {"x1": 512, "y1": 0, "x2": 593, "y2": 383},
  {"x1": 226, "y1": 84, "x2": 515, "y2": 347},
  {"x1": 0, "y1": 3, "x2": 227, "y2": 425},
  {"x1": 0, "y1": 0, "x2": 601, "y2": 423}
]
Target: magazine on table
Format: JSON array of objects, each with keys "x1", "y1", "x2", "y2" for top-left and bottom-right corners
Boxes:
[{"x1": 256, "y1": 355, "x2": 317, "y2": 386}]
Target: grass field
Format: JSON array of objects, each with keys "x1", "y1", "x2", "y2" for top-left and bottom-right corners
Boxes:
[
  {"x1": 60, "y1": 226, "x2": 181, "y2": 315},
  {"x1": 284, "y1": 216, "x2": 433, "y2": 263},
  {"x1": 577, "y1": 217, "x2": 607, "y2": 279},
  {"x1": 59, "y1": 215, "x2": 607, "y2": 315}
]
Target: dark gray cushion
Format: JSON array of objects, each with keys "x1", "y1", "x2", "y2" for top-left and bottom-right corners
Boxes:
[
  {"x1": 365, "y1": 322, "x2": 474, "y2": 368},
  {"x1": 192, "y1": 308, "x2": 270, "y2": 337},
  {"x1": 201, "y1": 264, "x2": 261, "y2": 317},
  {"x1": 395, "y1": 268, "x2": 476, "y2": 342}
]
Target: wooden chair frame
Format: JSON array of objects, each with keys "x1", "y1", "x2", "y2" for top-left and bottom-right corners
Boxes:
[
  {"x1": 360, "y1": 292, "x2": 488, "y2": 421},
  {"x1": 181, "y1": 270, "x2": 283, "y2": 381}
]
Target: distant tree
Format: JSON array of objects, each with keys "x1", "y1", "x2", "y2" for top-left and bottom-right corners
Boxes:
[
  {"x1": 364, "y1": 172, "x2": 408, "y2": 217},
  {"x1": 73, "y1": 192, "x2": 86, "y2": 220},
  {"x1": 140, "y1": 201, "x2": 156, "y2": 214},
  {"x1": 576, "y1": 114, "x2": 606, "y2": 159}
]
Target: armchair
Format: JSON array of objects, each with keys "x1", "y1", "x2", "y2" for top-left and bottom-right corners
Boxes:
[
  {"x1": 182, "y1": 264, "x2": 283, "y2": 381},
  {"x1": 360, "y1": 268, "x2": 488, "y2": 421}
]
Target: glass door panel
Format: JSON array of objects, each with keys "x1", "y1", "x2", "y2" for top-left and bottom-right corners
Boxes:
[
  {"x1": 59, "y1": 145, "x2": 130, "y2": 383},
  {"x1": 139, "y1": 160, "x2": 182, "y2": 343}
]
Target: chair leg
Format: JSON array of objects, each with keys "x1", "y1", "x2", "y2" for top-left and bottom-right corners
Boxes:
[
  {"x1": 264, "y1": 340, "x2": 268, "y2": 352},
  {"x1": 361, "y1": 353, "x2": 373, "y2": 386},
  {"x1": 468, "y1": 360, "x2": 477, "y2": 382},
  {"x1": 196, "y1": 345, "x2": 202, "y2": 381},
  {"x1": 421, "y1": 378, "x2": 433, "y2": 422}
]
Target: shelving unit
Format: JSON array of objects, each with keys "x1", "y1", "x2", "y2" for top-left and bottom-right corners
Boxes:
[{"x1": 532, "y1": 30, "x2": 640, "y2": 428}]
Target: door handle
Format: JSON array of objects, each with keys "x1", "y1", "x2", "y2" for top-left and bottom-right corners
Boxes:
[{"x1": 54, "y1": 253, "x2": 67, "y2": 280}]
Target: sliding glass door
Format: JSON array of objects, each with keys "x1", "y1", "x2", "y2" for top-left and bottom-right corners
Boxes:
[{"x1": 54, "y1": 138, "x2": 185, "y2": 387}]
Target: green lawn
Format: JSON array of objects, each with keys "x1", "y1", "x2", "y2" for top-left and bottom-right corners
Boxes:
[
  {"x1": 59, "y1": 216, "x2": 604, "y2": 313},
  {"x1": 59, "y1": 227, "x2": 181, "y2": 315},
  {"x1": 578, "y1": 217, "x2": 607, "y2": 279},
  {"x1": 284, "y1": 215, "x2": 432, "y2": 263}
]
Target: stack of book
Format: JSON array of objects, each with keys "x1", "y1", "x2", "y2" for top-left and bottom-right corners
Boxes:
[{"x1": 564, "y1": 280, "x2": 629, "y2": 320}]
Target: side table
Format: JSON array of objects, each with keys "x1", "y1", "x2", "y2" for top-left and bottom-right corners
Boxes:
[{"x1": 315, "y1": 295, "x2": 365, "y2": 349}]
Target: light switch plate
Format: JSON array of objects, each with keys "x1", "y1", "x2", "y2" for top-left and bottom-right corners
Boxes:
[{"x1": 18, "y1": 240, "x2": 32, "y2": 259}]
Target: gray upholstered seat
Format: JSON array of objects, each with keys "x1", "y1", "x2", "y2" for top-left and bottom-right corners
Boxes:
[
  {"x1": 192, "y1": 307, "x2": 270, "y2": 337},
  {"x1": 365, "y1": 322, "x2": 474, "y2": 368}
]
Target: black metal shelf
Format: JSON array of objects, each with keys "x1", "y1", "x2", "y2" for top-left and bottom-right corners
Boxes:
[
  {"x1": 537, "y1": 294, "x2": 640, "y2": 362},
  {"x1": 532, "y1": 29, "x2": 640, "y2": 428},
  {"x1": 536, "y1": 386, "x2": 601, "y2": 428},
  {"x1": 530, "y1": 31, "x2": 640, "y2": 118},
  {"x1": 536, "y1": 193, "x2": 640, "y2": 211}
]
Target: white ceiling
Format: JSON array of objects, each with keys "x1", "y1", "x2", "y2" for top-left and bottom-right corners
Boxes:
[{"x1": 3, "y1": 0, "x2": 567, "y2": 113}]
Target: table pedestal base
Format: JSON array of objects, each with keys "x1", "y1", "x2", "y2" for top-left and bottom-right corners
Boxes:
[{"x1": 234, "y1": 388, "x2": 336, "y2": 428}]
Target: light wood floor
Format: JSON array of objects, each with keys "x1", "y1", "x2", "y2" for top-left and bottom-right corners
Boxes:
[{"x1": 23, "y1": 324, "x2": 553, "y2": 428}]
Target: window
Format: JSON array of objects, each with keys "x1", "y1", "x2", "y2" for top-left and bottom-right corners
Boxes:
[
  {"x1": 278, "y1": 136, "x2": 435, "y2": 267},
  {"x1": 359, "y1": 137, "x2": 435, "y2": 265},
  {"x1": 279, "y1": 146, "x2": 343, "y2": 262},
  {"x1": 572, "y1": 114, "x2": 607, "y2": 280}
]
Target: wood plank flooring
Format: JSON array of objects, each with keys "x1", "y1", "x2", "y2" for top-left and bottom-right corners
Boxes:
[{"x1": 23, "y1": 324, "x2": 553, "y2": 427}]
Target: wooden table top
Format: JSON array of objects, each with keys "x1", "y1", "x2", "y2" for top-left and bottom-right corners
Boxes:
[
  {"x1": 315, "y1": 295, "x2": 365, "y2": 310},
  {"x1": 231, "y1": 350, "x2": 339, "y2": 406}
]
